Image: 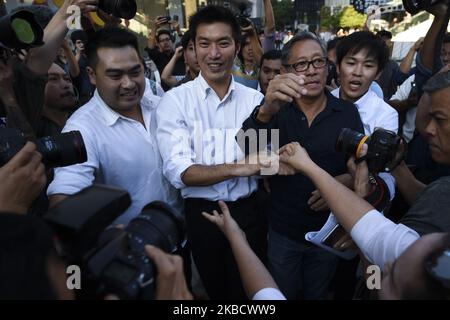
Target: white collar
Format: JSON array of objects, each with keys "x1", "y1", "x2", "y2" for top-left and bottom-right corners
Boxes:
[{"x1": 196, "y1": 72, "x2": 236, "y2": 102}]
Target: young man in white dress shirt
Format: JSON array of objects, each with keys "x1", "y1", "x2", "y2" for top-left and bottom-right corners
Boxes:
[
  {"x1": 156, "y1": 6, "x2": 267, "y2": 299},
  {"x1": 47, "y1": 27, "x2": 181, "y2": 225},
  {"x1": 331, "y1": 31, "x2": 399, "y2": 199}
]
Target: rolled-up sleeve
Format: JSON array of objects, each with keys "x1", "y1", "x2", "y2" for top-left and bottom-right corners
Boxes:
[
  {"x1": 156, "y1": 92, "x2": 195, "y2": 189},
  {"x1": 47, "y1": 122, "x2": 99, "y2": 196},
  {"x1": 350, "y1": 210, "x2": 419, "y2": 271}
]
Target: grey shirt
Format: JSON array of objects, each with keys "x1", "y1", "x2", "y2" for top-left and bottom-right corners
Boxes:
[{"x1": 400, "y1": 176, "x2": 450, "y2": 235}]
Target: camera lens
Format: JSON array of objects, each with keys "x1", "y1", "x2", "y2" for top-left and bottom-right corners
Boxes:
[
  {"x1": 336, "y1": 128, "x2": 368, "y2": 156},
  {"x1": 126, "y1": 202, "x2": 183, "y2": 254},
  {"x1": 98, "y1": 0, "x2": 137, "y2": 20},
  {"x1": 36, "y1": 131, "x2": 87, "y2": 168}
]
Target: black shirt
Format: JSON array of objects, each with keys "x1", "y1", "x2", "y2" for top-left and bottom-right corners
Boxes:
[
  {"x1": 144, "y1": 47, "x2": 185, "y2": 76},
  {"x1": 240, "y1": 91, "x2": 364, "y2": 242}
]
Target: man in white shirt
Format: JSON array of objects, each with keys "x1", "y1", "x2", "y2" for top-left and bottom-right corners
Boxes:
[
  {"x1": 331, "y1": 31, "x2": 399, "y2": 199},
  {"x1": 156, "y1": 6, "x2": 267, "y2": 299},
  {"x1": 47, "y1": 27, "x2": 181, "y2": 225}
]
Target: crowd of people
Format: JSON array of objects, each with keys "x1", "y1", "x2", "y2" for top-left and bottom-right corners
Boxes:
[{"x1": 1, "y1": 0, "x2": 450, "y2": 300}]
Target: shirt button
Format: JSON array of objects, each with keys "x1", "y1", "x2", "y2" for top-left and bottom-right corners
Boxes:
[{"x1": 302, "y1": 116, "x2": 306, "y2": 120}]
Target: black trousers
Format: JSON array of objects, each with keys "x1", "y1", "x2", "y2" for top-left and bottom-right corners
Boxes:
[{"x1": 185, "y1": 192, "x2": 268, "y2": 300}]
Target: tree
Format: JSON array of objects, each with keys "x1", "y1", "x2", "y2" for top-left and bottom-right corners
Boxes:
[
  {"x1": 339, "y1": 6, "x2": 367, "y2": 29},
  {"x1": 320, "y1": 6, "x2": 341, "y2": 31},
  {"x1": 271, "y1": 0, "x2": 296, "y2": 30}
]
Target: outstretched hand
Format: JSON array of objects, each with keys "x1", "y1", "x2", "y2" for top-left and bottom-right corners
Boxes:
[
  {"x1": 277, "y1": 141, "x2": 315, "y2": 174},
  {"x1": 202, "y1": 201, "x2": 246, "y2": 241}
]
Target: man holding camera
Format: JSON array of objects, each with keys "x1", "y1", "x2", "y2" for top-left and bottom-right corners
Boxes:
[
  {"x1": 47, "y1": 27, "x2": 181, "y2": 225},
  {"x1": 145, "y1": 17, "x2": 185, "y2": 88},
  {"x1": 239, "y1": 32, "x2": 364, "y2": 299}
]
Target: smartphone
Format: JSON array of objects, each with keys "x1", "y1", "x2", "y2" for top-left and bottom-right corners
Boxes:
[{"x1": 321, "y1": 224, "x2": 347, "y2": 248}]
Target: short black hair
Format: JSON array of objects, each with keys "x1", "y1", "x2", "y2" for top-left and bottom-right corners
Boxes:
[
  {"x1": 86, "y1": 27, "x2": 140, "y2": 70},
  {"x1": 377, "y1": 30, "x2": 392, "y2": 39},
  {"x1": 327, "y1": 37, "x2": 341, "y2": 51},
  {"x1": 336, "y1": 31, "x2": 389, "y2": 72},
  {"x1": 70, "y1": 29, "x2": 88, "y2": 44},
  {"x1": 443, "y1": 33, "x2": 450, "y2": 44},
  {"x1": 181, "y1": 29, "x2": 193, "y2": 50},
  {"x1": 156, "y1": 29, "x2": 172, "y2": 43},
  {"x1": 260, "y1": 50, "x2": 282, "y2": 66},
  {"x1": 189, "y1": 5, "x2": 241, "y2": 46},
  {"x1": 281, "y1": 32, "x2": 327, "y2": 65}
]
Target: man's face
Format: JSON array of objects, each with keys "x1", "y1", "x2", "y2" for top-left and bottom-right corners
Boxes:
[
  {"x1": 242, "y1": 37, "x2": 253, "y2": 62},
  {"x1": 45, "y1": 63, "x2": 76, "y2": 111},
  {"x1": 87, "y1": 46, "x2": 145, "y2": 115},
  {"x1": 259, "y1": 58, "x2": 281, "y2": 94},
  {"x1": 184, "y1": 40, "x2": 200, "y2": 75},
  {"x1": 75, "y1": 39, "x2": 85, "y2": 52},
  {"x1": 158, "y1": 34, "x2": 173, "y2": 54},
  {"x1": 424, "y1": 88, "x2": 450, "y2": 165},
  {"x1": 195, "y1": 22, "x2": 239, "y2": 85},
  {"x1": 338, "y1": 48, "x2": 380, "y2": 102},
  {"x1": 379, "y1": 233, "x2": 449, "y2": 299},
  {"x1": 441, "y1": 42, "x2": 450, "y2": 67},
  {"x1": 282, "y1": 39, "x2": 327, "y2": 99}
]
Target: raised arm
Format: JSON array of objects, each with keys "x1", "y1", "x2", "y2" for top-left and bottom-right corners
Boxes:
[
  {"x1": 399, "y1": 38, "x2": 423, "y2": 75},
  {"x1": 263, "y1": 0, "x2": 275, "y2": 36},
  {"x1": 161, "y1": 46, "x2": 184, "y2": 88},
  {"x1": 25, "y1": 0, "x2": 98, "y2": 76},
  {"x1": 279, "y1": 142, "x2": 373, "y2": 232}
]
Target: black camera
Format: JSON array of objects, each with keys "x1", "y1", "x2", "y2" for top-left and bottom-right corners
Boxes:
[
  {"x1": 237, "y1": 16, "x2": 251, "y2": 28},
  {"x1": 0, "y1": 127, "x2": 87, "y2": 168},
  {"x1": 0, "y1": 10, "x2": 44, "y2": 51},
  {"x1": 336, "y1": 128, "x2": 402, "y2": 173},
  {"x1": 44, "y1": 184, "x2": 185, "y2": 299},
  {"x1": 98, "y1": 0, "x2": 137, "y2": 20},
  {"x1": 403, "y1": 0, "x2": 442, "y2": 14}
]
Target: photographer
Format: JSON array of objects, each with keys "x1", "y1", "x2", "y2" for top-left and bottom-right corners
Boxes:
[
  {"x1": 161, "y1": 29, "x2": 200, "y2": 89},
  {"x1": 232, "y1": 19, "x2": 263, "y2": 89}
]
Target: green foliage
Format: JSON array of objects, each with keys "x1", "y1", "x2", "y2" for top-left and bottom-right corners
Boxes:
[
  {"x1": 339, "y1": 6, "x2": 367, "y2": 29},
  {"x1": 320, "y1": 6, "x2": 341, "y2": 31}
]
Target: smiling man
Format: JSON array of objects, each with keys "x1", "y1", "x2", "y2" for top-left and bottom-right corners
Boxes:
[
  {"x1": 47, "y1": 27, "x2": 181, "y2": 225},
  {"x1": 156, "y1": 6, "x2": 266, "y2": 300},
  {"x1": 240, "y1": 32, "x2": 364, "y2": 299}
]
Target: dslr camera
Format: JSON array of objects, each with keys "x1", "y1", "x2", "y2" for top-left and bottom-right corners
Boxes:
[
  {"x1": 0, "y1": 127, "x2": 87, "y2": 168},
  {"x1": 336, "y1": 128, "x2": 403, "y2": 173},
  {"x1": 403, "y1": 0, "x2": 443, "y2": 14},
  {"x1": 44, "y1": 184, "x2": 185, "y2": 299}
]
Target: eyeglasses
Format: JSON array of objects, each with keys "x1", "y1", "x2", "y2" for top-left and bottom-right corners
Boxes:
[{"x1": 283, "y1": 57, "x2": 328, "y2": 72}]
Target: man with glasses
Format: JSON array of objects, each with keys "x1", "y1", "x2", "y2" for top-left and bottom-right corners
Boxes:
[{"x1": 239, "y1": 32, "x2": 364, "y2": 299}]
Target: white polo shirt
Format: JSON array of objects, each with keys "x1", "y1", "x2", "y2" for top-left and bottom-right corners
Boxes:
[
  {"x1": 47, "y1": 90, "x2": 182, "y2": 225},
  {"x1": 156, "y1": 73, "x2": 264, "y2": 201}
]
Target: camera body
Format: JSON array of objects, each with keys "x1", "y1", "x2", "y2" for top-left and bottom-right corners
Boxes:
[
  {"x1": 0, "y1": 127, "x2": 87, "y2": 168},
  {"x1": 44, "y1": 185, "x2": 185, "y2": 299},
  {"x1": 336, "y1": 128, "x2": 402, "y2": 173}
]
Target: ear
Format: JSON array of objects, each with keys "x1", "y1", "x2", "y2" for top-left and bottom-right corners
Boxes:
[{"x1": 86, "y1": 66, "x2": 97, "y2": 86}]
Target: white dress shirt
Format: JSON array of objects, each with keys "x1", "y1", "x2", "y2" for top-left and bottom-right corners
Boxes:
[
  {"x1": 156, "y1": 73, "x2": 264, "y2": 201},
  {"x1": 390, "y1": 75, "x2": 416, "y2": 143},
  {"x1": 350, "y1": 210, "x2": 419, "y2": 271},
  {"x1": 332, "y1": 88, "x2": 399, "y2": 199},
  {"x1": 47, "y1": 90, "x2": 182, "y2": 225}
]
